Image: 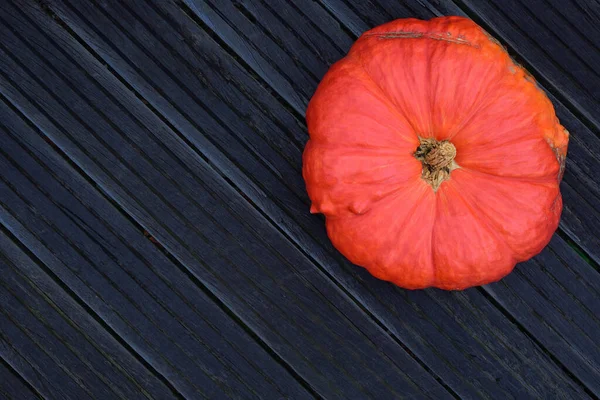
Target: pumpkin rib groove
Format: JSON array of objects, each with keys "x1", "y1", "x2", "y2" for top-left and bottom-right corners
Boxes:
[
  {"x1": 429, "y1": 195, "x2": 438, "y2": 289},
  {"x1": 451, "y1": 170, "x2": 560, "y2": 261},
  {"x1": 373, "y1": 186, "x2": 436, "y2": 287},
  {"x1": 307, "y1": 141, "x2": 407, "y2": 151},
  {"x1": 444, "y1": 74, "x2": 509, "y2": 141},
  {"x1": 425, "y1": 35, "x2": 436, "y2": 139},
  {"x1": 452, "y1": 180, "x2": 523, "y2": 262},
  {"x1": 350, "y1": 50, "x2": 420, "y2": 136},
  {"x1": 457, "y1": 130, "x2": 551, "y2": 150},
  {"x1": 341, "y1": 165, "x2": 404, "y2": 185},
  {"x1": 350, "y1": 178, "x2": 423, "y2": 216},
  {"x1": 436, "y1": 182, "x2": 516, "y2": 288}
]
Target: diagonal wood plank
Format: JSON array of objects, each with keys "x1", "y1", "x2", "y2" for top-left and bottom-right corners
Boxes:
[
  {"x1": 0, "y1": 356, "x2": 41, "y2": 400},
  {"x1": 0, "y1": 1, "x2": 452, "y2": 398},
  {"x1": 30, "y1": 0, "x2": 598, "y2": 397},
  {"x1": 0, "y1": 104, "x2": 315, "y2": 399},
  {"x1": 0, "y1": 231, "x2": 180, "y2": 400}
]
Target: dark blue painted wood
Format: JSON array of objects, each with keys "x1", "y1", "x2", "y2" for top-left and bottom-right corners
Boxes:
[
  {"x1": 0, "y1": 104, "x2": 312, "y2": 399},
  {"x1": 30, "y1": 0, "x2": 580, "y2": 396},
  {"x1": 0, "y1": 0, "x2": 599, "y2": 398},
  {"x1": 0, "y1": 1, "x2": 452, "y2": 398},
  {"x1": 0, "y1": 357, "x2": 41, "y2": 400},
  {"x1": 13, "y1": 0, "x2": 596, "y2": 397},
  {"x1": 0, "y1": 232, "x2": 179, "y2": 400}
]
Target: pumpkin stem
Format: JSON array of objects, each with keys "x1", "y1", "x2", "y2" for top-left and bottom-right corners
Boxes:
[{"x1": 414, "y1": 138, "x2": 458, "y2": 191}]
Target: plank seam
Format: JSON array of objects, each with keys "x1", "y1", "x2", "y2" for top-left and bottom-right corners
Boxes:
[
  {"x1": 0, "y1": 179, "x2": 186, "y2": 399},
  {"x1": 0, "y1": 67, "x2": 322, "y2": 400},
  {"x1": 0, "y1": 244, "x2": 160, "y2": 400},
  {"x1": 126, "y1": 0, "x2": 307, "y2": 171},
  {"x1": 272, "y1": 0, "x2": 348, "y2": 55},
  {"x1": 0, "y1": 330, "x2": 64, "y2": 399},
  {"x1": 0, "y1": 297, "x2": 99, "y2": 399},
  {"x1": 0, "y1": 124, "x2": 301, "y2": 398},
  {"x1": 67, "y1": 0, "x2": 306, "y2": 183},
  {"x1": 231, "y1": 1, "x2": 330, "y2": 75},
  {"x1": 519, "y1": 262, "x2": 600, "y2": 356},
  {"x1": 0, "y1": 268, "x2": 129, "y2": 400},
  {"x1": 477, "y1": 285, "x2": 598, "y2": 399},
  {"x1": 188, "y1": 0, "x2": 318, "y2": 100},
  {"x1": 0, "y1": 350, "x2": 44, "y2": 400},
  {"x1": 556, "y1": 229, "x2": 600, "y2": 272},
  {"x1": 1, "y1": 181, "x2": 215, "y2": 397},
  {"x1": 5, "y1": 3, "x2": 446, "y2": 396},
  {"x1": 174, "y1": 0, "x2": 308, "y2": 119},
  {"x1": 0, "y1": 153, "x2": 256, "y2": 400}
]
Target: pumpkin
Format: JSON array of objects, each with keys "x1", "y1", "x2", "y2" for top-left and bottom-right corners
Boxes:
[{"x1": 303, "y1": 16, "x2": 568, "y2": 290}]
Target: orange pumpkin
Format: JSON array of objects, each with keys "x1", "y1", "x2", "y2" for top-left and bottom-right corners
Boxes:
[{"x1": 303, "y1": 16, "x2": 568, "y2": 290}]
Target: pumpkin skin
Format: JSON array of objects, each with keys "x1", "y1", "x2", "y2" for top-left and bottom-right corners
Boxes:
[{"x1": 302, "y1": 16, "x2": 568, "y2": 290}]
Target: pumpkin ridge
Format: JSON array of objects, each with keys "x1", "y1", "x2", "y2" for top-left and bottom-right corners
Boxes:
[
  {"x1": 344, "y1": 177, "x2": 424, "y2": 215},
  {"x1": 350, "y1": 52, "x2": 419, "y2": 136},
  {"x1": 444, "y1": 74, "x2": 508, "y2": 140},
  {"x1": 434, "y1": 181, "x2": 516, "y2": 287},
  {"x1": 429, "y1": 197, "x2": 437, "y2": 288},
  {"x1": 448, "y1": 172, "x2": 554, "y2": 262}
]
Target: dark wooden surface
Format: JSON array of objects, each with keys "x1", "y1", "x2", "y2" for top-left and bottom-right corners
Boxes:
[{"x1": 1, "y1": 0, "x2": 599, "y2": 398}]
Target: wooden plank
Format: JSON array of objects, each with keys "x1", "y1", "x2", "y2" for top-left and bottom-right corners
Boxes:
[
  {"x1": 192, "y1": 0, "x2": 600, "y2": 392},
  {"x1": 0, "y1": 1, "x2": 452, "y2": 398},
  {"x1": 161, "y1": 3, "x2": 595, "y2": 394},
  {"x1": 179, "y1": 0, "x2": 310, "y2": 113},
  {"x1": 0, "y1": 313, "x2": 90, "y2": 400},
  {"x1": 31, "y1": 0, "x2": 598, "y2": 397},
  {"x1": 0, "y1": 108, "x2": 312, "y2": 398},
  {"x1": 236, "y1": 0, "x2": 353, "y2": 67},
  {"x1": 0, "y1": 233, "x2": 174, "y2": 400},
  {"x1": 0, "y1": 358, "x2": 41, "y2": 400}
]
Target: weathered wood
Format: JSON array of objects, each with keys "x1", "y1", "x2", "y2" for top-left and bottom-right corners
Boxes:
[
  {"x1": 0, "y1": 0, "x2": 599, "y2": 398},
  {"x1": 13, "y1": 0, "x2": 596, "y2": 397},
  {"x1": 0, "y1": 105, "x2": 313, "y2": 399},
  {"x1": 0, "y1": 1, "x2": 452, "y2": 398},
  {"x1": 0, "y1": 356, "x2": 41, "y2": 400},
  {"x1": 0, "y1": 232, "x2": 180, "y2": 400}
]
